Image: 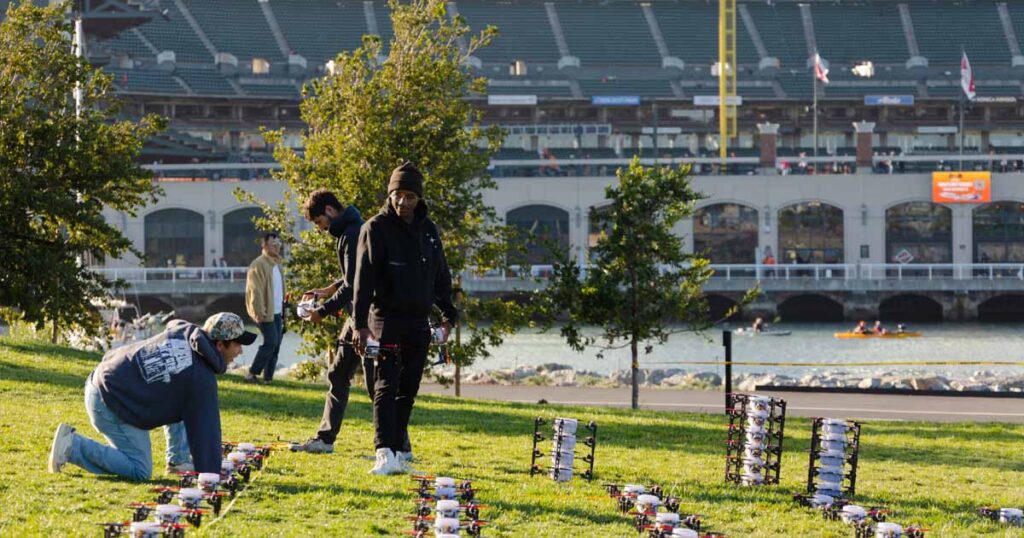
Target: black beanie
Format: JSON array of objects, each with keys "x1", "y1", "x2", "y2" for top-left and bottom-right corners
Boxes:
[{"x1": 388, "y1": 162, "x2": 424, "y2": 197}]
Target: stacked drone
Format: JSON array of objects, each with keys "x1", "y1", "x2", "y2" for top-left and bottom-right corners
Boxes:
[
  {"x1": 807, "y1": 418, "x2": 861, "y2": 502},
  {"x1": 601, "y1": 483, "x2": 722, "y2": 538},
  {"x1": 978, "y1": 507, "x2": 1024, "y2": 526},
  {"x1": 529, "y1": 417, "x2": 597, "y2": 482},
  {"x1": 100, "y1": 442, "x2": 272, "y2": 537},
  {"x1": 724, "y1": 394, "x2": 786, "y2": 486},
  {"x1": 407, "y1": 475, "x2": 488, "y2": 537}
]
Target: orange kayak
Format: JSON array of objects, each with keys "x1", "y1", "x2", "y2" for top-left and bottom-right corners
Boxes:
[{"x1": 833, "y1": 332, "x2": 922, "y2": 339}]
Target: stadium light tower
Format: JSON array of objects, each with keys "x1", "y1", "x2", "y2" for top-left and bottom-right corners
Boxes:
[{"x1": 718, "y1": 0, "x2": 737, "y2": 164}]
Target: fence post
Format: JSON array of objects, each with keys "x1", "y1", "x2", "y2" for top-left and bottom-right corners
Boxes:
[{"x1": 723, "y1": 330, "x2": 732, "y2": 411}]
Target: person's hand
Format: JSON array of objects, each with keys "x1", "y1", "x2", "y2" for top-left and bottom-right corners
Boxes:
[
  {"x1": 355, "y1": 328, "x2": 372, "y2": 356},
  {"x1": 439, "y1": 322, "x2": 451, "y2": 344},
  {"x1": 307, "y1": 310, "x2": 323, "y2": 323}
]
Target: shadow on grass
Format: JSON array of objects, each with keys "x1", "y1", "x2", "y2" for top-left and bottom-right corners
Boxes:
[{"x1": 0, "y1": 361, "x2": 89, "y2": 391}]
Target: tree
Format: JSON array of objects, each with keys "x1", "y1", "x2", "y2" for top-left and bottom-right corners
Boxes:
[
  {"x1": 543, "y1": 158, "x2": 756, "y2": 409},
  {"x1": 241, "y1": 0, "x2": 531, "y2": 390},
  {"x1": 0, "y1": 2, "x2": 163, "y2": 341}
]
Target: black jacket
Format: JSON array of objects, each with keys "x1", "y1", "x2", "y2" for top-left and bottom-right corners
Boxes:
[
  {"x1": 91, "y1": 320, "x2": 225, "y2": 473},
  {"x1": 353, "y1": 200, "x2": 458, "y2": 330},
  {"x1": 317, "y1": 205, "x2": 364, "y2": 340}
]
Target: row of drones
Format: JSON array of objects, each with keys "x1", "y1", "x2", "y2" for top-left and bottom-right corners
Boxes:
[
  {"x1": 407, "y1": 475, "x2": 489, "y2": 537},
  {"x1": 603, "y1": 483, "x2": 722, "y2": 538},
  {"x1": 727, "y1": 393, "x2": 1023, "y2": 537},
  {"x1": 100, "y1": 441, "x2": 273, "y2": 537}
]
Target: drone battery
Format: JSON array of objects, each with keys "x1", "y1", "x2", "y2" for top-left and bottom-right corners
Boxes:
[
  {"x1": 435, "y1": 499, "x2": 460, "y2": 518},
  {"x1": 807, "y1": 493, "x2": 834, "y2": 508},
  {"x1": 130, "y1": 521, "x2": 163, "y2": 538},
  {"x1": 840, "y1": 504, "x2": 868, "y2": 524},
  {"x1": 874, "y1": 521, "x2": 903, "y2": 537},
  {"x1": 365, "y1": 339, "x2": 381, "y2": 359},
  {"x1": 221, "y1": 459, "x2": 235, "y2": 473},
  {"x1": 178, "y1": 488, "x2": 204, "y2": 504},
  {"x1": 624, "y1": 484, "x2": 645, "y2": 495},
  {"x1": 434, "y1": 477, "x2": 456, "y2": 488},
  {"x1": 155, "y1": 504, "x2": 183, "y2": 524},
  {"x1": 549, "y1": 467, "x2": 573, "y2": 482},
  {"x1": 656, "y1": 512, "x2": 681, "y2": 525},
  {"x1": 198, "y1": 472, "x2": 220, "y2": 491},
  {"x1": 820, "y1": 439, "x2": 847, "y2": 452},
  {"x1": 818, "y1": 453, "x2": 845, "y2": 468},
  {"x1": 434, "y1": 486, "x2": 457, "y2": 500},
  {"x1": 434, "y1": 517, "x2": 461, "y2": 533},
  {"x1": 237, "y1": 442, "x2": 257, "y2": 454},
  {"x1": 635, "y1": 494, "x2": 661, "y2": 512},
  {"x1": 1000, "y1": 508, "x2": 1024, "y2": 524},
  {"x1": 671, "y1": 529, "x2": 699, "y2": 538},
  {"x1": 743, "y1": 446, "x2": 764, "y2": 459},
  {"x1": 740, "y1": 472, "x2": 764, "y2": 485},
  {"x1": 553, "y1": 417, "x2": 578, "y2": 435},
  {"x1": 745, "y1": 429, "x2": 767, "y2": 444},
  {"x1": 552, "y1": 434, "x2": 577, "y2": 451}
]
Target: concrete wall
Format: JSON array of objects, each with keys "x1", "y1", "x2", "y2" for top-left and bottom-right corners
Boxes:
[{"x1": 100, "y1": 173, "x2": 1024, "y2": 268}]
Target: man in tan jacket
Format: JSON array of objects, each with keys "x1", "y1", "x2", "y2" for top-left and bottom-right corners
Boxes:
[{"x1": 245, "y1": 233, "x2": 285, "y2": 383}]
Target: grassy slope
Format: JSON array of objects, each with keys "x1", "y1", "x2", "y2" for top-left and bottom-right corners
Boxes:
[{"x1": 1, "y1": 339, "x2": 1023, "y2": 537}]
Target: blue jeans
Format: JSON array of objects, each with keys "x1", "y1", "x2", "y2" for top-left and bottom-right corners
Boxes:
[
  {"x1": 67, "y1": 378, "x2": 190, "y2": 481},
  {"x1": 250, "y1": 314, "x2": 283, "y2": 381}
]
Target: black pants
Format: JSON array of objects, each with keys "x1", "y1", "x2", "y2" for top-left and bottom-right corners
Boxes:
[
  {"x1": 315, "y1": 341, "x2": 375, "y2": 445},
  {"x1": 372, "y1": 319, "x2": 431, "y2": 452}
]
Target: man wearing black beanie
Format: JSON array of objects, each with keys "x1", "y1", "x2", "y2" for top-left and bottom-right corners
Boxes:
[{"x1": 353, "y1": 161, "x2": 458, "y2": 475}]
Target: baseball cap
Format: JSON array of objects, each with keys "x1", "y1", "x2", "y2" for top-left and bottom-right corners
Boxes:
[{"x1": 202, "y1": 312, "x2": 258, "y2": 345}]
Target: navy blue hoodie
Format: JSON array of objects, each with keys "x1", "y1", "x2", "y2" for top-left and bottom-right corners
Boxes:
[
  {"x1": 317, "y1": 205, "x2": 364, "y2": 341},
  {"x1": 91, "y1": 320, "x2": 226, "y2": 473}
]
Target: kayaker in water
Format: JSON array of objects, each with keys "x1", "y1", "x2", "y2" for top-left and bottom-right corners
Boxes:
[
  {"x1": 751, "y1": 317, "x2": 765, "y2": 333},
  {"x1": 896, "y1": 323, "x2": 907, "y2": 334},
  {"x1": 852, "y1": 320, "x2": 869, "y2": 334},
  {"x1": 872, "y1": 320, "x2": 888, "y2": 335}
]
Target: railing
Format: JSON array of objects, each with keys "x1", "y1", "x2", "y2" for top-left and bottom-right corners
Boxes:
[
  {"x1": 95, "y1": 267, "x2": 248, "y2": 283},
  {"x1": 92, "y1": 263, "x2": 1024, "y2": 287}
]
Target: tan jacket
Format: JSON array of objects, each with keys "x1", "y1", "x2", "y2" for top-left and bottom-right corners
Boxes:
[{"x1": 246, "y1": 253, "x2": 282, "y2": 323}]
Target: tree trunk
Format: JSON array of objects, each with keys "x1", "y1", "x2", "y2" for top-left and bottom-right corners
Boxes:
[
  {"x1": 454, "y1": 274, "x2": 463, "y2": 397},
  {"x1": 51, "y1": 319, "x2": 58, "y2": 344},
  {"x1": 630, "y1": 336, "x2": 639, "y2": 409}
]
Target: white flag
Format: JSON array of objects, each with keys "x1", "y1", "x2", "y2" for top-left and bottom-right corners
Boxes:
[
  {"x1": 961, "y1": 50, "x2": 976, "y2": 101},
  {"x1": 814, "y1": 53, "x2": 830, "y2": 84}
]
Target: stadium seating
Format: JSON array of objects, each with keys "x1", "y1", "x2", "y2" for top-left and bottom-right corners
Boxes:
[
  {"x1": 653, "y1": 2, "x2": 759, "y2": 66},
  {"x1": 272, "y1": 0, "x2": 366, "y2": 65},
  {"x1": 457, "y1": 1, "x2": 561, "y2": 64},
  {"x1": 178, "y1": 68, "x2": 238, "y2": 96},
  {"x1": 910, "y1": 0, "x2": 1008, "y2": 66},
  {"x1": 119, "y1": 1, "x2": 211, "y2": 63},
  {"x1": 810, "y1": 3, "x2": 908, "y2": 65},
  {"x1": 187, "y1": 0, "x2": 285, "y2": 62},
  {"x1": 555, "y1": 2, "x2": 661, "y2": 66}
]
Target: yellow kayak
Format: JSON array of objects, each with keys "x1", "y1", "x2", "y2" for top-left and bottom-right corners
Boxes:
[{"x1": 834, "y1": 332, "x2": 922, "y2": 339}]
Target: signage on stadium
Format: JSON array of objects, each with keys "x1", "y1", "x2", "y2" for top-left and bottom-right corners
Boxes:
[
  {"x1": 487, "y1": 94, "x2": 538, "y2": 105},
  {"x1": 592, "y1": 95, "x2": 641, "y2": 106},
  {"x1": 974, "y1": 96, "x2": 1018, "y2": 103},
  {"x1": 864, "y1": 95, "x2": 915, "y2": 106},
  {"x1": 932, "y1": 171, "x2": 991, "y2": 204},
  {"x1": 693, "y1": 95, "x2": 742, "y2": 106}
]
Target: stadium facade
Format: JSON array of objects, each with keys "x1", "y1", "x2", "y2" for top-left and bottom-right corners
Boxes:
[{"x1": 10, "y1": 0, "x2": 1024, "y2": 318}]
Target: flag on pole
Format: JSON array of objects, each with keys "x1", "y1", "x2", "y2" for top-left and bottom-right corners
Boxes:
[
  {"x1": 961, "y1": 49, "x2": 976, "y2": 101},
  {"x1": 814, "y1": 53, "x2": 830, "y2": 84}
]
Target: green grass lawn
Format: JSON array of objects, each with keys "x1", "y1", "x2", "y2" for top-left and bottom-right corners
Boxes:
[{"x1": 2, "y1": 338, "x2": 1024, "y2": 537}]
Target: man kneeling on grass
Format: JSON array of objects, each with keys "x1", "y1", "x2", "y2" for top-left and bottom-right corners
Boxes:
[{"x1": 47, "y1": 313, "x2": 256, "y2": 481}]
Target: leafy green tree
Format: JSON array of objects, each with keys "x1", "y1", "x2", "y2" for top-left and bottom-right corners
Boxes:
[
  {"x1": 241, "y1": 0, "x2": 530, "y2": 392},
  {"x1": 543, "y1": 158, "x2": 756, "y2": 409},
  {"x1": 0, "y1": 2, "x2": 163, "y2": 341}
]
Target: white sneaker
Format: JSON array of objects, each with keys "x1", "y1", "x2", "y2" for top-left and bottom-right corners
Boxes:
[
  {"x1": 394, "y1": 451, "x2": 417, "y2": 474},
  {"x1": 166, "y1": 461, "x2": 195, "y2": 475},
  {"x1": 369, "y1": 448, "x2": 398, "y2": 475},
  {"x1": 48, "y1": 423, "x2": 75, "y2": 473}
]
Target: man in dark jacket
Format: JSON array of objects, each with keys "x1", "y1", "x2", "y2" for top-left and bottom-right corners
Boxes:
[
  {"x1": 291, "y1": 189, "x2": 371, "y2": 454},
  {"x1": 353, "y1": 162, "x2": 458, "y2": 475},
  {"x1": 47, "y1": 313, "x2": 256, "y2": 481}
]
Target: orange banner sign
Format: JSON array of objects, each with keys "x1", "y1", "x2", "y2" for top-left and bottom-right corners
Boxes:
[{"x1": 932, "y1": 171, "x2": 991, "y2": 203}]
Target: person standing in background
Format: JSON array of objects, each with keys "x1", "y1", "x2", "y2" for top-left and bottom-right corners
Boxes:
[{"x1": 245, "y1": 232, "x2": 285, "y2": 383}]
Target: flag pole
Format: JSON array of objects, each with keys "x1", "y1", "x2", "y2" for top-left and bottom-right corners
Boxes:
[
  {"x1": 960, "y1": 46, "x2": 965, "y2": 171},
  {"x1": 813, "y1": 59, "x2": 819, "y2": 159}
]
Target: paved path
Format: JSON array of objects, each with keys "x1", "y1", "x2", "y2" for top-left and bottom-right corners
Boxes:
[{"x1": 420, "y1": 384, "x2": 1024, "y2": 423}]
